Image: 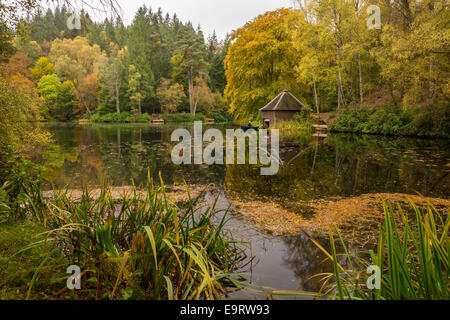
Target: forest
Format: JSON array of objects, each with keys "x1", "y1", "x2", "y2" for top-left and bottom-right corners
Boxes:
[{"x1": 2, "y1": 5, "x2": 229, "y2": 125}]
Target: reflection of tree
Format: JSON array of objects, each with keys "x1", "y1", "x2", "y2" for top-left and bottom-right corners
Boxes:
[
  {"x1": 225, "y1": 133, "x2": 450, "y2": 202},
  {"x1": 281, "y1": 234, "x2": 335, "y2": 292},
  {"x1": 34, "y1": 125, "x2": 449, "y2": 198},
  {"x1": 280, "y1": 233, "x2": 354, "y2": 293},
  {"x1": 35, "y1": 125, "x2": 81, "y2": 186}
]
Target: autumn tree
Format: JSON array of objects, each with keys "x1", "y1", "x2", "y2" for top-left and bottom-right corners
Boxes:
[
  {"x1": 224, "y1": 9, "x2": 305, "y2": 120},
  {"x1": 156, "y1": 79, "x2": 186, "y2": 114},
  {"x1": 49, "y1": 36, "x2": 104, "y2": 114},
  {"x1": 78, "y1": 73, "x2": 99, "y2": 114},
  {"x1": 371, "y1": 0, "x2": 449, "y2": 108},
  {"x1": 127, "y1": 64, "x2": 143, "y2": 116},
  {"x1": 0, "y1": 50, "x2": 49, "y2": 148},
  {"x1": 192, "y1": 75, "x2": 219, "y2": 114},
  {"x1": 30, "y1": 57, "x2": 55, "y2": 82}
]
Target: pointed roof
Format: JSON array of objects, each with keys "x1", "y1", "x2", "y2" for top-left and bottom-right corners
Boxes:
[{"x1": 260, "y1": 90, "x2": 305, "y2": 111}]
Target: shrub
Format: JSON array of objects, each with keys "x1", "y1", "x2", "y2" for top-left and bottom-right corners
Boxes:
[
  {"x1": 91, "y1": 112, "x2": 132, "y2": 123},
  {"x1": 161, "y1": 113, "x2": 207, "y2": 123},
  {"x1": 90, "y1": 113, "x2": 102, "y2": 122},
  {"x1": 209, "y1": 112, "x2": 233, "y2": 123},
  {"x1": 294, "y1": 108, "x2": 312, "y2": 121},
  {"x1": 135, "y1": 113, "x2": 151, "y2": 123},
  {"x1": 0, "y1": 142, "x2": 46, "y2": 223},
  {"x1": 330, "y1": 105, "x2": 449, "y2": 138}
]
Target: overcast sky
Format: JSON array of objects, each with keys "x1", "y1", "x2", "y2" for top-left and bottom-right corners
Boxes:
[{"x1": 116, "y1": 0, "x2": 294, "y2": 40}]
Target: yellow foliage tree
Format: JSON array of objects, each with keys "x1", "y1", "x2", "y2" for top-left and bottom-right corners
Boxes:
[
  {"x1": 224, "y1": 9, "x2": 306, "y2": 121},
  {"x1": 156, "y1": 79, "x2": 186, "y2": 114}
]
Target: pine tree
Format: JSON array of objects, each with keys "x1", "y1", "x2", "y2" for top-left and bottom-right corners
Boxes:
[{"x1": 175, "y1": 25, "x2": 207, "y2": 114}]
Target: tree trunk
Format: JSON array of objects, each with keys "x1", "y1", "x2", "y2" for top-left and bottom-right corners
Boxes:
[
  {"x1": 346, "y1": 78, "x2": 358, "y2": 112},
  {"x1": 188, "y1": 65, "x2": 195, "y2": 115},
  {"x1": 193, "y1": 80, "x2": 199, "y2": 115},
  {"x1": 358, "y1": 51, "x2": 363, "y2": 105},
  {"x1": 82, "y1": 100, "x2": 91, "y2": 115},
  {"x1": 115, "y1": 81, "x2": 120, "y2": 114},
  {"x1": 313, "y1": 76, "x2": 320, "y2": 122},
  {"x1": 429, "y1": 59, "x2": 434, "y2": 105},
  {"x1": 310, "y1": 138, "x2": 319, "y2": 179},
  {"x1": 337, "y1": 45, "x2": 357, "y2": 111},
  {"x1": 74, "y1": 87, "x2": 91, "y2": 114},
  {"x1": 338, "y1": 71, "x2": 346, "y2": 108},
  {"x1": 336, "y1": 49, "x2": 345, "y2": 109},
  {"x1": 117, "y1": 128, "x2": 121, "y2": 158},
  {"x1": 337, "y1": 82, "x2": 341, "y2": 110}
]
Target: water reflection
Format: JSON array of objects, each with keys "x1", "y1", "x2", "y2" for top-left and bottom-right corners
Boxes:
[
  {"x1": 207, "y1": 191, "x2": 338, "y2": 298},
  {"x1": 226, "y1": 134, "x2": 450, "y2": 202},
  {"x1": 36, "y1": 123, "x2": 449, "y2": 199},
  {"x1": 32, "y1": 123, "x2": 449, "y2": 298}
]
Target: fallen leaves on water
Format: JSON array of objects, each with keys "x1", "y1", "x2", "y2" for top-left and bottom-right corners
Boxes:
[{"x1": 229, "y1": 193, "x2": 450, "y2": 246}]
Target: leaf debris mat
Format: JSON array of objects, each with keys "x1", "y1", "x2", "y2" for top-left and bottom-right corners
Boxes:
[{"x1": 229, "y1": 193, "x2": 450, "y2": 243}]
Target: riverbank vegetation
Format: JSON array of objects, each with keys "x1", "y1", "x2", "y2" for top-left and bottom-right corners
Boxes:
[
  {"x1": 272, "y1": 111, "x2": 315, "y2": 140},
  {"x1": 314, "y1": 201, "x2": 449, "y2": 300},
  {"x1": 330, "y1": 105, "x2": 450, "y2": 138},
  {"x1": 1, "y1": 1, "x2": 448, "y2": 133},
  {"x1": 89, "y1": 112, "x2": 151, "y2": 123}
]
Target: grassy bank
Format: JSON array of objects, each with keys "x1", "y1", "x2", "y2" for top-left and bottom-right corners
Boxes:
[
  {"x1": 161, "y1": 112, "x2": 233, "y2": 123},
  {"x1": 0, "y1": 220, "x2": 67, "y2": 299},
  {"x1": 272, "y1": 113, "x2": 315, "y2": 141},
  {"x1": 86, "y1": 112, "x2": 234, "y2": 124}
]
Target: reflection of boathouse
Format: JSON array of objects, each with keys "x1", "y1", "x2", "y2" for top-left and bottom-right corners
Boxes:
[{"x1": 260, "y1": 90, "x2": 306, "y2": 127}]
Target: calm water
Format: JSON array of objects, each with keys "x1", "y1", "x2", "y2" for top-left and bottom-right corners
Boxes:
[{"x1": 32, "y1": 123, "x2": 450, "y2": 298}]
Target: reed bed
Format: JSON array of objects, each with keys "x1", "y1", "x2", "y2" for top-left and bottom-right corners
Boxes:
[
  {"x1": 309, "y1": 200, "x2": 449, "y2": 300},
  {"x1": 29, "y1": 173, "x2": 245, "y2": 300}
]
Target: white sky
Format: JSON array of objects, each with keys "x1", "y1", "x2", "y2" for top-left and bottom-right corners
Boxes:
[{"x1": 116, "y1": 0, "x2": 294, "y2": 40}]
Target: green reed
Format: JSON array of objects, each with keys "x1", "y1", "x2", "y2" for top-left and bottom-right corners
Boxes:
[
  {"x1": 310, "y1": 200, "x2": 449, "y2": 300},
  {"x1": 35, "y1": 172, "x2": 244, "y2": 300}
]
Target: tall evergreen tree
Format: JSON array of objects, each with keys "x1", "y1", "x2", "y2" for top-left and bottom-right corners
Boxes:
[{"x1": 175, "y1": 25, "x2": 207, "y2": 114}]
